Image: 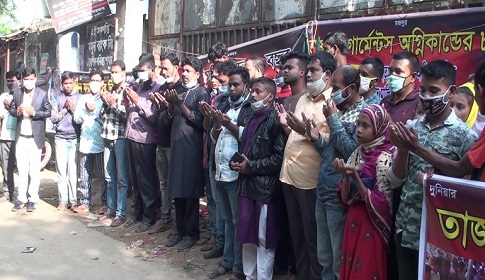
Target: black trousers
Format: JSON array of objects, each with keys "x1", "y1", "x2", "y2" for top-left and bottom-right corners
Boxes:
[
  {"x1": 128, "y1": 140, "x2": 158, "y2": 225},
  {"x1": 274, "y1": 181, "x2": 297, "y2": 274},
  {"x1": 395, "y1": 232, "x2": 419, "y2": 280},
  {"x1": 283, "y1": 183, "x2": 321, "y2": 280},
  {"x1": 174, "y1": 197, "x2": 200, "y2": 239}
]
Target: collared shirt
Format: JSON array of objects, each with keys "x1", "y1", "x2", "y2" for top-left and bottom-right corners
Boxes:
[
  {"x1": 280, "y1": 88, "x2": 331, "y2": 189},
  {"x1": 381, "y1": 88, "x2": 420, "y2": 124},
  {"x1": 395, "y1": 111, "x2": 477, "y2": 250},
  {"x1": 125, "y1": 82, "x2": 160, "y2": 144},
  {"x1": 213, "y1": 106, "x2": 244, "y2": 182},
  {"x1": 314, "y1": 98, "x2": 366, "y2": 206},
  {"x1": 364, "y1": 92, "x2": 382, "y2": 105},
  {"x1": 0, "y1": 91, "x2": 17, "y2": 141},
  {"x1": 74, "y1": 93, "x2": 104, "y2": 154},
  {"x1": 20, "y1": 92, "x2": 33, "y2": 136},
  {"x1": 101, "y1": 86, "x2": 126, "y2": 140}
]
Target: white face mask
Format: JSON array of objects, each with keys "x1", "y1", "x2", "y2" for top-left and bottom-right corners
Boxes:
[
  {"x1": 251, "y1": 94, "x2": 272, "y2": 113},
  {"x1": 165, "y1": 72, "x2": 176, "y2": 83},
  {"x1": 111, "y1": 73, "x2": 124, "y2": 85},
  {"x1": 23, "y1": 80, "x2": 36, "y2": 91},
  {"x1": 359, "y1": 76, "x2": 377, "y2": 95},
  {"x1": 89, "y1": 81, "x2": 102, "y2": 93},
  {"x1": 183, "y1": 79, "x2": 198, "y2": 89},
  {"x1": 307, "y1": 73, "x2": 327, "y2": 97},
  {"x1": 138, "y1": 71, "x2": 149, "y2": 82}
]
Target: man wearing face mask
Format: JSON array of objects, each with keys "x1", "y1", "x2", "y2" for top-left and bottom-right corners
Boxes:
[
  {"x1": 72, "y1": 69, "x2": 107, "y2": 214},
  {"x1": 0, "y1": 70, "x2": 21, "y2": 202},
  {"x1": 305, "y1": 65, "x2": 365, "y2": 280},
  {"x1": 381, "y1": 51, "x2": 421, "y2": 124},
  {"x1": 124, "y1": 55, "x2": 162, "y2": 232},
  {"x1": 198, "y1": 61, "x2": 236, "y2": 257},
  {"x1": 379, "y1": 51, "x2": 421, "y2": 280},
  {"x1": 386, "y1": 60, "x2": 477, "y2": 280},
  {"x1": 323, "y1": 32, "x2": 348, "y2": 68},
  {"x1": 204, "y1": 67, "x2": 253, "y2": 279},
  {"x1": 96, "y1": 60, "x2": 129, "y2": 226},
  {"x1": 148, "y1": 52, "x2": 185, "y2": 234},
  {"x1": 358, "y1": 57, "x2": 384, "y2": 105},
  {"x1": 276, "y1": 51, "x2": 336, "y2": 280},
  {"x1": 231, "y1": 77, "x2": 286, "y2": 280},
  {"x1": 50, "y1": 71, "x2": 81, "y2": 211},
  {"x1": 163, "y1": 56, "x2": 209, "y2": 250},
  {"x1": 9, "y1": 67, "x2": 52, "y2": 212}
]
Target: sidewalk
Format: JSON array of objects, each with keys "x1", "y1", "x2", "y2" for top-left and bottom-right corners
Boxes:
[{"x1": 0, "y1": 200, "x2": 190, "y2": 280}]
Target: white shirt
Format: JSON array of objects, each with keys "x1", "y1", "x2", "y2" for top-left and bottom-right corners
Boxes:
[
  {"x1": 20, "y1": 92, "x2": 33, "y2": 136},
  {"x1": 0, "y1": 92, "x2": 17, "y2": 141}
]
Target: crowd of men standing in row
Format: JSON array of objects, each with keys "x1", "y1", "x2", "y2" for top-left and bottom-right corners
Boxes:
[{"x1": 2, "y1": 31, "x2": 485, "y2": 280}]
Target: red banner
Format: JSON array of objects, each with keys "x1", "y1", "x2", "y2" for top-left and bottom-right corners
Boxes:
[
  {"x1": 311, "y1": 7, "x2": 485, "y2": 97},
  {"x1": 420, "y1": 175, "x2": 485, "y2": 279}
]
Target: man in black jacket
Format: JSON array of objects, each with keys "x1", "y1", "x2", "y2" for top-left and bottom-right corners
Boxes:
[{"x1": 231, "y1": 77, "x2": 286, "y2": 280}]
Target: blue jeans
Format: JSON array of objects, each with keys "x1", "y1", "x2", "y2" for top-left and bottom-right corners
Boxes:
[
  {"x1": 216, "y1": 180, "x2": 242, "y2": 275},
  {"x1": 55, "y1": 137, "x2": 78, "y2": 205},
  {"x1": 104, "y1": 138, "x2": 128, "y2": 217},
  {"x1": 316, "y1": 198, "x2": 346, "y2": 280},
  {"x1": 156, "y1": 146, "x2": 172, "y2": 222},
  {"x1": 209, "y1": 166, "x2": 225, "y2": 249}
]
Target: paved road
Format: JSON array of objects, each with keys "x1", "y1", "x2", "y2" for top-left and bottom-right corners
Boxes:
[{"x1": 0, "y1": 196, "x2": 191, "y2": 280}]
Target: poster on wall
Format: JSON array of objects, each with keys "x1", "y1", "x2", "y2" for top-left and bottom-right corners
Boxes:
[
  {"x1": 45, "y1": 0, "x2": 111, "y2": 33},
  {"x1": 83, "y1": 17, "x2": 115, "y2": 71},
  {"x1": 310, "y1": 7, "x2": 485, "y2": 98},
  {"x1": 419, "y1": 175, "x2": 485, "y2": 280}
]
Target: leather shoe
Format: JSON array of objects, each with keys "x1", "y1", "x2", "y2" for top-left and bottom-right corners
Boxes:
[{"x1": 203, "y1": 246, "x2": 223, "y2": 259}]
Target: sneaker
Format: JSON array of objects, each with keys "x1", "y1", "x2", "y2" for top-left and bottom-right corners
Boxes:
[
  {"x1": 165, "y1": 234, "x2": 183, "y2": 247},
  {"x1": 72, "y1": 204, "x2": 90, "y2": 214},
  {"x1": 147, "y1": 219, "x2": 172, "y2": 234},
  {"x1": 96, "y1": 205, "x2": 108, "y2": 215},
  {"x1": 177, "y1": 236, "x2": 197, "y2": 251},
  {"x1": 0, "y1": 195, "x2": 9, "y2": 203},
  {"x1": 203, "y1": 246, "x2": 224, "y2": 259},
  {"x1": 26, "y1": 202, "x2": 36, "y2": 212},
  {"x1": 110, "y1": 216, "x2": 126, "y2": 227},
  {"x1": 123, "y1": 216, "x2": 141, "y2": 228},
  {"x1": 11, "y1": 201, "x2": 25, "y2": 212},
  {"x1": 57, "y1": 203, "x2": 67, "y2": 211}
]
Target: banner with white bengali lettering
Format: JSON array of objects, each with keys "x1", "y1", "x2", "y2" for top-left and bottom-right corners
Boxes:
[
  {"x1": 419, "y1": 175, "x2": 485, "y2": 280},
  {"x1": 199, "y1": 26, "x2": 307, "y2": 80},
  {"x1": 311, "y1": 7, "x2": 485, "y2": 98},
  {"x1": 84, "y1": 17, "x2": 115, "y2": 71}
]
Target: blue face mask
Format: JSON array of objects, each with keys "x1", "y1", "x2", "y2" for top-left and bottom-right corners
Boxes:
[
  {"x1": 219, "y1": 85, "x2": 229, "y2": 95},
  {"x1": 387, "y1": 74, "x2": 407, "y2": 93},
  {"x1": 273, "y1": 77, "x2": 285, "y2": 87},
  {"x1": 331, "y1": 84, "x2": 352, "y2": 106},
  {"x1": 229, "y1": 95, "x2": 244, "y2": 108}
]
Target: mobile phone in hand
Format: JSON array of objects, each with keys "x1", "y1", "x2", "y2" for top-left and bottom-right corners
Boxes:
[{"x1": 230, "y1": 152, "x2": 244, "y2": 164}]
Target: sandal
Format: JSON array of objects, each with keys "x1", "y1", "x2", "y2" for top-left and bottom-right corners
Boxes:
[
  {"x1": 200, "y1": 238, "x2": 215, "y2": 251},
  {"x1": 209, "y1": 265, "x2": 232, "y2": 279},
  {"x1": 197, "y1": 232, "x2": 211, "y2": 246}
]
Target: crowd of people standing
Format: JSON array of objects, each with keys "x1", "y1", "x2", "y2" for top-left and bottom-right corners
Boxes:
[{"x1": 2, "y1": 31, "x2": 485, "y2": 280}]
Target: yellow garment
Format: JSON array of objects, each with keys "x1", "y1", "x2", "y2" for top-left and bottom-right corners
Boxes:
[
  {"x1": 461, "y1": 82, "x2": 479, "y2": 127},
  {"x1": 279, "y1": 88, "x2": 332, "y2": 189}
]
